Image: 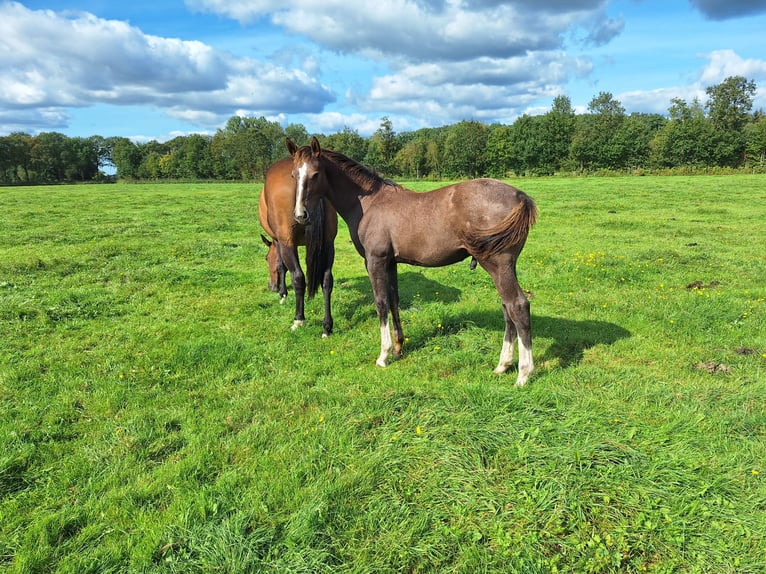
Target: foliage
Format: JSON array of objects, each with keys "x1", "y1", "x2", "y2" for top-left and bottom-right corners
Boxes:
[
  {"x1": 1, "y1": 77, "x2": 764, "y2": 184},
  {"x1": 1, "y1": 176, "x2": 765, "y2": 572}
]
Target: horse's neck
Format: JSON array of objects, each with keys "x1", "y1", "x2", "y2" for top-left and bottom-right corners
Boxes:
[{"x1": 325, "y1": 166, "x2": 369, "y2": 229}]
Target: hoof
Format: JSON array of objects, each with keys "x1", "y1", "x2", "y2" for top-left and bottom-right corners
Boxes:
[
  {"x1": 291, "y1": 320, "x2": 305, "y2": 331},
  {"x1": 376, "y1": 358, "x2": 387, "y2": 368},
  {"x1": 494, "y1": 365, "x2": 509, "y2": 375},
  {"x1": 321, "y1": 333, "x2": 329, "y2": 339},
  {"x1": 280, "y1": 296, "x2": 287, "y2": 305}
]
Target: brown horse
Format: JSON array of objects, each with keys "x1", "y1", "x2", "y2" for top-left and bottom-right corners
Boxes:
[
  {"x1": 287, "y1": 137, "x2": 538, "y2": 385},
  {"x1": 258, "y1": 155, "x2": 338, "y2": 337}
]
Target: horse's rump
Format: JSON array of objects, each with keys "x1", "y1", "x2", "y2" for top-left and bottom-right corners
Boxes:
[{"x1": 463, "y1": 191, "x2": 538, "y2": 259}]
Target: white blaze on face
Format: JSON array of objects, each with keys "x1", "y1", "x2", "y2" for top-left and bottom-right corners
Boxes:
[{"x1": 294, "y1": 162, "x2": 309, "y2": 222}]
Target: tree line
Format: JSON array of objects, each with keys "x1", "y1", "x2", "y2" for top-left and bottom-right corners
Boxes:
[{"x1": 1, "y1": 76, "x2": 764, "y2": 185}]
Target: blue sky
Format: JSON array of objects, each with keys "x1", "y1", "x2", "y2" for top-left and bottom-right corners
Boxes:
[{"x1": 2, "y1": 0, "x2": 765, "y2": 141}]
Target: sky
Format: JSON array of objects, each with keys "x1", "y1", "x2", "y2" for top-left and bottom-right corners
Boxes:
[{"x1": 2, "y1": 0, "x2": 766, "y2": 141}]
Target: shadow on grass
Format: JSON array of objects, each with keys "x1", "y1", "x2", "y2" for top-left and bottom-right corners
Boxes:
[
  {"x1": 336, "y1": 272, "x2": 631, "y2": 370},
  {"x1": 334, "y1": 271, "x2": 462, "y2": 315}
]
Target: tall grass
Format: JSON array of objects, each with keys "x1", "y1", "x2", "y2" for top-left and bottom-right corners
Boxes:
[{"x1": 1, "y1": 176, "x2": 765, "y2": 573}]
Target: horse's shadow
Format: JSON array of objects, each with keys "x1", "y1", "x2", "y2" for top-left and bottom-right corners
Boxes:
[
  {"x1": 335, "y1": 271, "x2": 462, "y2": 314},
  {"x1": 335, "y1": 272, "x2": 631, "y2": 371}
]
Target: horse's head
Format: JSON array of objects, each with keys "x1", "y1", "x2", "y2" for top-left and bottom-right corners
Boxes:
[
  {"x1": 286, "y1": 136, "x2": 325, "y2": 225},
  {"x1": 260, "y1": 234, "x2": 280, "y2": 292}
]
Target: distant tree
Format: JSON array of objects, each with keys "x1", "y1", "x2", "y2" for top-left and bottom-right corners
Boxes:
[
  {"x1": 705, "y1": 76, "x2": 756, "y2": 133},
  {"x1": 650, "y1": 98, "x2": 714, "y2": 168},
  {"x1": 571, "y1": 92, "x2": 626, "y2": 171},
  {"x1": 285, "y1": 123, "x2": 311, "y2": 148},
  {"x1": 167, "y1": 134, "x2": 214, "y2": 179},
  {"x1": 108, "y1": 137, "x2": 142, "y2": 180},
  {"x1": 425, "y1": 136, "x2": 444, "y2": 179},
  {"x1": 612, "y1": 113, "x2": 665, "y2": 171},
  {"x1": 704, "y1": 76, "x2": 756, "y2": 167},
  {"x1": 485, "y1": 124, "x2": 513, "y2": 177},
  {"x1": 540, "y1": 95, "x2": 576, "y2": 173},
  {"x1": 64, "y1": 137, "x2": 101, "y2": 181},
  {"x1": 510, "y1": 114, "x2": 548, "y2": 175},
  {"x1": 211, "y1": 116, "x2": 285, "y2": 180},
  {"x1": 443, "y1": 120, "x2": 488, "y2": 178},
  {"x1": 0, "y1": 132, "x2": 33, "y2": 182},
  {"x1": 322, "y1": 127, "x2": 368, "y2": 162},
  {"x1": 365, "y1": 117, "x2": 398, "y2": 175},
  {"x1": 30, "y1": 132, "x2": 68, "y2": 182},
  {"x1": 745, "y1": 116, "x2": 766, "y2": 168}
]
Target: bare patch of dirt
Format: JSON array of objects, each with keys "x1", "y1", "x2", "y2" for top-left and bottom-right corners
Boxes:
[
  {"x1": 695, "y1": 361, "x2": 732, "y2": 374},
  {"x1": 735, "y1": 347, "x2": 756, "y2": 356}
]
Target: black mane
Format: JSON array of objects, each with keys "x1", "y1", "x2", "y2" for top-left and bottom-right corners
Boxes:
[{"x1": 321, "y1": 149, "x2": 400, "y2": 193}]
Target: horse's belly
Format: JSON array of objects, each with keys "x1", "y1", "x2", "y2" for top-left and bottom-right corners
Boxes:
[{"x1": 395, "y1": 247, "x2": 469, "y2": 267}]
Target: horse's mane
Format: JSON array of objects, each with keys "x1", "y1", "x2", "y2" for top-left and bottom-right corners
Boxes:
[{"x1": 321, "y1": 149, "x2": 400, "y2": 194}]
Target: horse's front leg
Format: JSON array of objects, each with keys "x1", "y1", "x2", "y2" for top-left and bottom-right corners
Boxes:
[
  {"x1": 320, "y1": 262, "x2": 334, "y2": 338},
  {"x1": 279, "y1": 244, "x2": 306, "y2": 330},
  {"x1": 366, "y1": 257, "x2": 393, "y2": 367},
  {"x1": 277, "y1": 253, "x2": 288, "y2": 303}
]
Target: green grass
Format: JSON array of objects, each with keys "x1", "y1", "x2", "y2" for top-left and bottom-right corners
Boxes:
[{"x1": 1, "y1": 176, "x2": 765, "y2": 573}]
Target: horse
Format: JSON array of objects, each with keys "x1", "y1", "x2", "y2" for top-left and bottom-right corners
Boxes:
[
  {"x1": 258, "y1": 155, "x2": 338, "y2": 337},
  {"x1": 287, "y1": 137, "x2": 538, "y2": 386}
]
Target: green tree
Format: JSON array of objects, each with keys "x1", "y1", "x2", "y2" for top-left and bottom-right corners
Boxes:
[
  {"x1": 30, "y1": 132, "x2": 68, "y2": 182},
  {"x1": 571, "y1": 92, "x2": 626, "y2": 171},
  {"x1": 425, "y1": 137, "x2": 444, "y2": 179},
  {"x1": 485, "y1": 124, "x2": 514, "y2": 178},
  {"x1": 650, "y1": 98, "x2": 714, "y2": 168},
  {"x1": 443, "y1": 120, "x2": 488, "y2": 178},
  {"x1": 0, "y1": 132, "x2": 33, "y2": 182},
  {"x1": 508, "y1": 115, "x2": 546, "y2": 175},
  {"x1": 365, "y1": 117, "x2": 398, "y2": 175},
  {"x1": 705, "y1": 76, "x2": 756, "y2": 132},
  {"x1": 540, "y1": 95, "x2": 576, "y2": 173},
  {"x1": 323, "y1": 127, "x2": 368, "y2": 161},
  {"x1": 108, "y1": 137, "x2": 142, "y2": 180},
  {"x1": 64, "y1": 137, "x2": 101, "y2": 181},
  {"x1": 285, "y1": 123, "x2": 311, "y2": 148},
  {"x1": 745, "y1": 116, "x2": 766, "y2": 169},
  {"x1": 210, "y1": 116, "x2": 285, "y2": 180},
  {"x1": 704, "y1": 76, "x2": 756, "y2": 167}
]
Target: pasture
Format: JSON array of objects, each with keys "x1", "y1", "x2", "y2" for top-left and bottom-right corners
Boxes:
[{"x1": 1, "y1": 175, "x2": 765, "y2": 573}]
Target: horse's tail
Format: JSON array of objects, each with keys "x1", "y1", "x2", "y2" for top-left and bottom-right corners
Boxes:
[
  {"x1": 464, "y1": 192, "x2": 538, "y2": 259},
  {"x1": 305, "y1": 198, "x2": 331, "y2": 299}
]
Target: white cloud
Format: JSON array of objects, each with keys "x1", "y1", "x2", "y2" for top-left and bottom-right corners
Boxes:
[
  {"x1": 616, "y1": 50, "x2": 766, "y2": 116},
  {"x1": 362, "y1": 52, "x2": 592, "y2": 125},
  {"x1": 0, "y1": 2, "x2": 334, "y2": 131},
  {"x1": 186, "y1": 0, "x2": 612, "y2": 61},
  {"x1": 698, "y1": 49, "x2": 766, "y2": 86}
]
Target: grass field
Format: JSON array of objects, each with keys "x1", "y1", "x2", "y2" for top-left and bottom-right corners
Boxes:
[{"x1": 1, "y1": 175, "x2": 765, "y2": 573}]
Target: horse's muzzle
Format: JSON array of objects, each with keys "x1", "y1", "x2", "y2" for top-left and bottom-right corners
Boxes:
[{"x1": 294, "y1": 213, "x2": 310, "y2": 225}]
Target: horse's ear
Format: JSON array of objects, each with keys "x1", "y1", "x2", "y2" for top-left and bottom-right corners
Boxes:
[
  {"x1": 285, "y1": 138, "x2": 297, "y2": 157},
  {"x1": 260, "y1": 234, "x2": 272, "y2": 247},
  {"x1": 311, "y1": 136, "x2": 321, "y2": 158}
]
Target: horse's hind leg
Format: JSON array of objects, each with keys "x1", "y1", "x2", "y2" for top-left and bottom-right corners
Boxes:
[
  {"x1": 366, "y1": 256, "x2": 394, "y2": 367},
  {"x1": 482, "y1": 256, "x2": 533, "y2": 386},
  {"x1": 387, "y1": 261, "x2": 404, "y2": 357}
]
